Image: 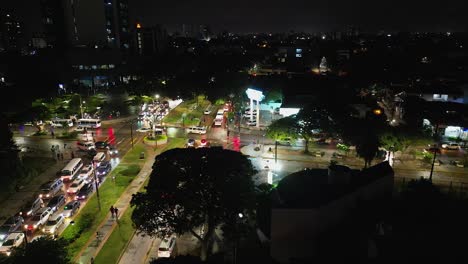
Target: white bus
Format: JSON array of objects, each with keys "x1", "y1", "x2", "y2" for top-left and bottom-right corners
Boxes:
[
  {"x1": 77, "y1": 119, "x2": 101, "y2": 128},
  {"x1": 187, "y1": 126, "x2": 207, "y2": 134},
  {"x1": 50, "y1": 119, "x2": 74, "y2": 128},
  {"x1": 60, "y1": 158, "x2": 84, "y2": 182}
]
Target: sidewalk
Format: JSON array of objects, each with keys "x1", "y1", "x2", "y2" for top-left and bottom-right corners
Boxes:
[{"x1": 76, "y1": 148, "x2": 157, "y2": 264}]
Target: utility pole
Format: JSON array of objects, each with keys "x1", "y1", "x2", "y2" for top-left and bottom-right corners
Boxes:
[
  {"x1": 93, "y1": 161, "x2": 101, "y2": 211},
  {"x1": 429, "y1": 123, "x2": 439, "y2": 182},
  {"x1": 130, "y1": 120, "x2": 134, "y2": 149},
  {"x1": 275, "y1": 140, "x2": 278, "y2": 164}
]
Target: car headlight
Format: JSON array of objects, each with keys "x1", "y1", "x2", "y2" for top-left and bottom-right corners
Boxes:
[
  {"x1": 33, "y1": 224, "x2": 37, "y2": 229},
  {"x1": 39, "y1": 194, "x2": 43, "y2": 198},
  {"x1": 24, "y1": 224, "x2": 28, "y2": 229},
  {"x1": 42, "y1": 228, "x2": 45, "y2": 232}
]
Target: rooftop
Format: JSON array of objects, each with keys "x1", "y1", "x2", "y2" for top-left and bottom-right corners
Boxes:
[{"x1": 273, "y1": 162, "x2": 393, "y2": 209}]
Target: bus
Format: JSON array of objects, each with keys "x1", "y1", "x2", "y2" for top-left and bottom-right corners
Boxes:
[
  {"x1": 50, "y1": 119, "x2": 74, "y2": 128},
  {"x1": 60, "y1": 158, "x2": 84, "y2": 181},
  {"x1": 77, "y1": 119, "x2": 101, "y2": 128}
]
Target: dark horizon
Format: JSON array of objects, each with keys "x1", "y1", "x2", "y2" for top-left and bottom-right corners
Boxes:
[{"x1": 3, "y1": 0, "x2": 468, "y2": 38}]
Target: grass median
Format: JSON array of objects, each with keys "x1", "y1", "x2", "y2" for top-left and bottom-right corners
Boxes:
[
  {"x1": 162, "y1": 97, "x2": 210, "y2": 127},
  {"x1": 93, "y1": 138, "x2": 185, "y2": 263},
  {"x1": 62, "y1": 144, "x2": 147, "y2": 260}
]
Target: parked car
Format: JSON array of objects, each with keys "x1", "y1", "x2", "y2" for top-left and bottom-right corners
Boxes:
[
  {"x1": 67, "y1": 178, "x2": 86, "y2": 194},
  {"x1": 74, "y1": 126, "x2": 85, "y2": 132},
  {"x1": 0, "y1": 233, "x2": 25, "y2": 256},
  {"x1": 24, "y1": 207, "x2": 53, "y2": 231},
  {"x1": 63, "y1": 201, "x2": 80, "y2": 217},
  {"x1": 42, "y1": 213, "x2": 65, "y2": 236},
  {"x1": 38, "y1": 178, "x2": 63, "y2": 200},
  {"x1": 18, "y1": 197, "x2": 44, "y2": 218},
  {"x1": 442, "y1": 142, "x2": 461, "y2": 150},
  {"x1": 423, "y1": 147, "x2": 441, "y2": 154},
  {"x1": 96, "y1": 161, "x2": 112, "y2": 177},
  {"x1": 158, "y1": 235, "x2": 176, "y2": 258},
  {"x1": 47, "y1": 194, "x2": 66, "y2": 212},
  {"x1": 77, "y1": 141, "x2": 95, "y2": 151},
  {"x1": 451, "y1": 160, "x2": 465, "y2": 168},
  {"x1": 0, "y1": 216, "x2": 24, "y2": 242},
  {"x1": 136, "y1": 127, "x2": 152, "y2": 133},
  {"x1": 75, "y1": 183, "x2": 94, "y2": 200}
]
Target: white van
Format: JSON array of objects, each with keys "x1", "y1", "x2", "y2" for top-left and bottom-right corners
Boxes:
[
  {"x1": 93, "y1": 152, "x2": 106, "y2": 165},
  {"x1": 60, "y1": 158, "x2": 83, "y2": 182},
  {"x1": 186, "y1": 126, "x2": 207, "y2": 135},
  {"x1": 158, "y1": 236, "x2": 176, "y2": 258}
]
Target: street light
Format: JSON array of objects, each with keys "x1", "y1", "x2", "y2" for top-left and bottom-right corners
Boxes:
[{"x1": 182, "y1": 113, "x2": 187, "y2": 128}]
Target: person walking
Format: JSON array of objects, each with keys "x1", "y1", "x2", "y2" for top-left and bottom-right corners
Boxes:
[
  {"x1": 110, "y1": 206, "x2": 115, "y2": 218},
  {"x1": 114, "y1": 207, "x2": 119, "y2": 219},
  {"x1": 60, "y1": 152, "x2": 64, "y2": 160},
  {"x1": 71, "y1": 151, "x2": 75, "y2": 159}
]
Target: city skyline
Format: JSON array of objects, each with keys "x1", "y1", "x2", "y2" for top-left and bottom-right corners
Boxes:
[{"x1": 2, "y1": 0, "x2": 468, "y2": 39}]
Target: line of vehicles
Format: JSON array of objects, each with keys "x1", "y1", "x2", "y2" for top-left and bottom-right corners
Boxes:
[{"x1": 0, "y1": 135, "x2": 117, "y2": 257}]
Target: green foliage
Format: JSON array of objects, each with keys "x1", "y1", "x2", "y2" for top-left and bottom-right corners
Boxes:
[
  {"x1": 120, "y1": 164, "x2": 141, "y2": 176},
  {"x1": 9, "y1": 236, "x2": 71, "y2": 264},
  {"x1": 336, "y1": 143, "x2": 350, "y2": 153},
  {"x1": 32, "y1": 131, "x2": 48, "y2": 136},
  {"x1": 264, "y1": 88, "x2": 283, "y2": 103},
  {"x1": 131, "y1": 148, "x2": 256, "y2": 259},
  {"x1": 214, "y1": 98, "x2": 225, "y2": 105},
  {"x1": 266, "y1": 117, "x2": 297, "y2": 141},
  {"x1": 57, "y1": 131, "x2": 79, "y2": 139}
]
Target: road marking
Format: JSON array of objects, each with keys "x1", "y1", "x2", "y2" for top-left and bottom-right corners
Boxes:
[{"x1": 117, "y1": 139, "x2": 125, "y2": 145}]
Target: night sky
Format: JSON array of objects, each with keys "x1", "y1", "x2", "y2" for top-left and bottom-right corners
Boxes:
[
  {"x1": 132, "y1": 0, "x2": 468, "y2": 33},
  {"x1": 4, "y1": 0, "x2": 468, "y2": 35}
]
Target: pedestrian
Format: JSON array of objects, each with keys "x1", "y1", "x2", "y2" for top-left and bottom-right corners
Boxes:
[
  {"x1": 56, "y1": 152, "x2": 60, "y2": 160},
  {"x1": 90, "y1": 257, "x2": 95, "y2": 264},
  {"x1": 110, "y1": 206, "x2": 115, "y2": 218},
  {"x1": 64, "y1": 143, "x2": 67, "y2": 149},
  {"x1": 51, "y1": 131, "x2": 55, "y2": 138},
  {"x1": 227, "y1": 130, "x2": 230, "y2": 137},
  {"x1": 114, "y1": 207, "x2": 119, "y2": 218},
  {"x1": 60, "y1": 152, "x2": 64, "y2": 160},
  {"x1": 71, "y1": 151, "x2": 75, "y2": 159}
]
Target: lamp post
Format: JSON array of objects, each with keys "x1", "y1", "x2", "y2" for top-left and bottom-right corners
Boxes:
[
  {"x1": 233, "y1": 213, "x2": 243, "y2": 264},
  {"x1": 182, "y1": 113, "x2": 187, "y2": 128},
  {"x1": 154, "y1": 94, "x2": 160, "y2": 104},
  {"x1": 92, "y1": 161, "x2": 102, "y2": 211}
]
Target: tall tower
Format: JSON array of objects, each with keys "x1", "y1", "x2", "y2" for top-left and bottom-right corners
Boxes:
[
  {"x1": 0, "y1": 11, "x2": 23, "y2": 52},
  {"x1": 103, "y1": 0, "x2": 130, "y2": 49}
]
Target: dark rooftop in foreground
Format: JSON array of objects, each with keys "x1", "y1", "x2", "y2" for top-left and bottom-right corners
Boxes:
[{"x1": 274, "y1": 162, "x2": 393, "y2": 209}]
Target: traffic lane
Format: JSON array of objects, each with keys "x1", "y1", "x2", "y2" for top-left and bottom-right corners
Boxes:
[{"x1": 248, "y1": 156, "x2": 468, "y2": 185}]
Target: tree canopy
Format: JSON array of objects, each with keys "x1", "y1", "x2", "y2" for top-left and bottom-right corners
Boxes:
[
  {"x1": 6, "y1": 236, "x2": 70, "y2": 264},
  {"x1": 266, "y1": 117, "x2": 297, "y2": 142},
  {"x1": 131, "y1": 147, "x2": 256, "y2": 260},
  {"x1": 295, "y1": 105, "x2": 336, "y2": 153}
]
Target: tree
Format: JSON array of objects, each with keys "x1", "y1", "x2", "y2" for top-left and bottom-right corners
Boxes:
[
  {"x1": 8, "y1": 236, "x2": 70, "y2": 264},
  {"x1": 295, "y1": 106, "x2": 335, "y2": 153},
  {"x1": 266, "y1": 117, "x2": 297, "y2": 142},
  {"x1": 131, "y1": 148, "x2": 256, "y2": 261},
  {"x1": 355, "y1": 131, "x2": 380, "y2": 168},
  {"x1": 150, "y1": 255, "x2": 203, "y2": 264},
  {"x1": 0, "y1": 115, "x2": 21, "y2": 191},
  {"x1": 264, "y1": 88, "x2": 282, "y2": 103}
]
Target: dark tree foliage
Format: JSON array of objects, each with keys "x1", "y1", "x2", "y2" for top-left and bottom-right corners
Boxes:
[
  {"x1": 131, "y1": 148, "x2": 256, "y2": 260},
  {"x1": 0, "y1": 115, "x2": 21, "y2": 191},
  {"x1": 6, "y1": 236, "x2": 70, "y2": 264},
  {"x1": 150, "y1": 255, "x2": 203, "y2": 264}
]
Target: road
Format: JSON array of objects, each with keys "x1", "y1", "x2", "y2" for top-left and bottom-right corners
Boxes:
[{"x1": 7, "y1": 118, "x2": 146, "y2": 242}]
